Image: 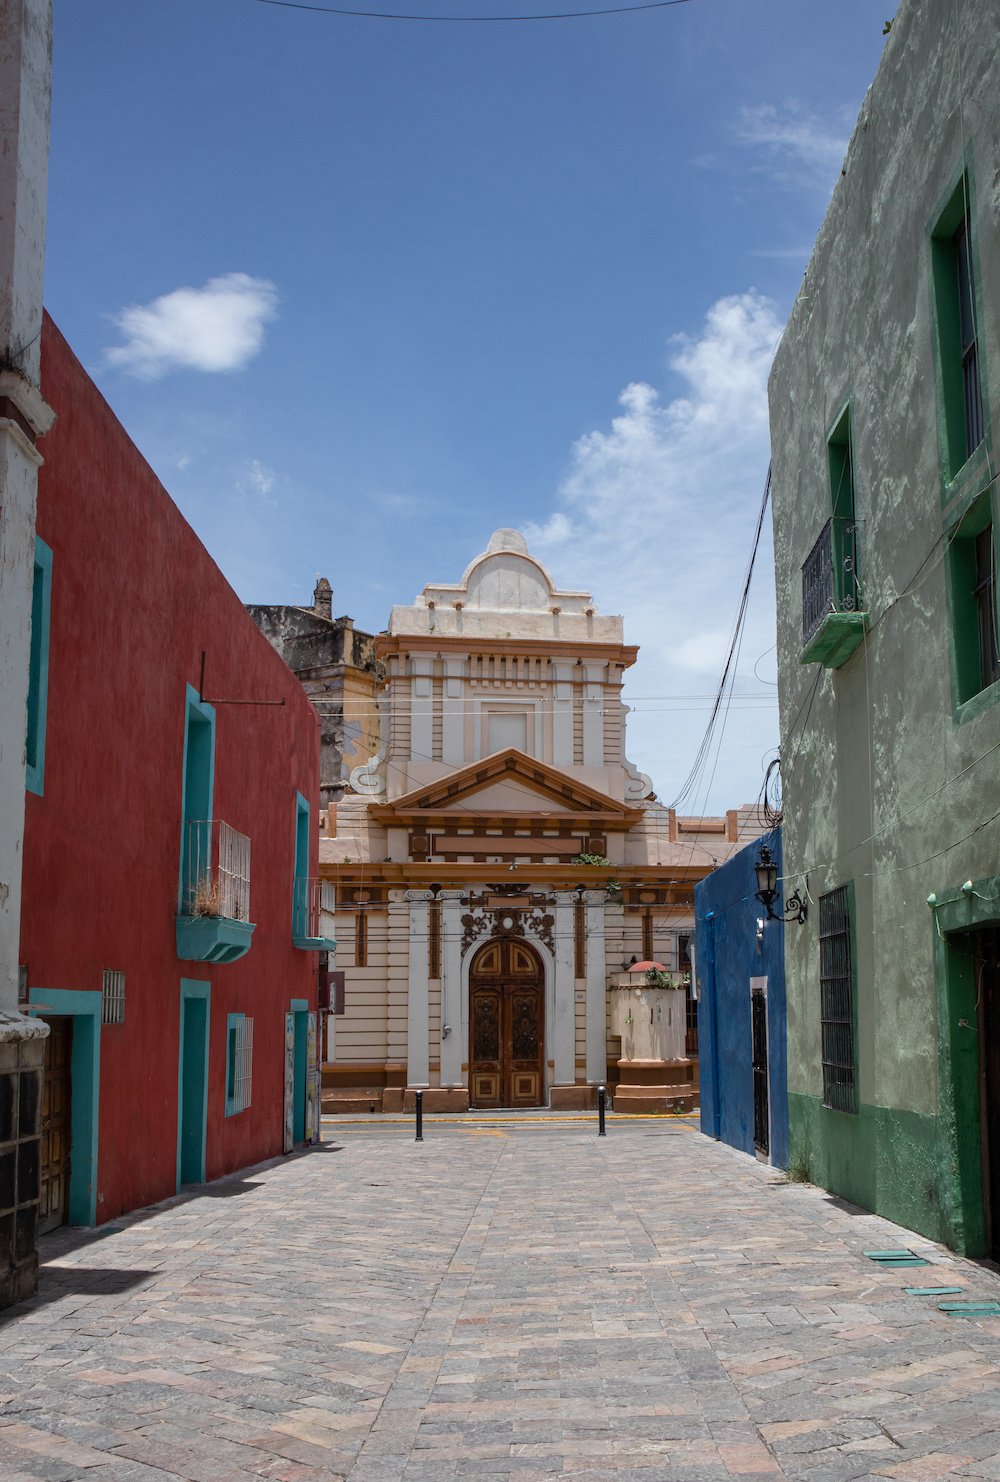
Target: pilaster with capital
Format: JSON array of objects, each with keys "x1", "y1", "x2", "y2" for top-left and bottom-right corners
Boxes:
[
  {"x1": 439, "y1": 890, "x2": 467, "y2": 1086},
  {"x1": 404, "y1": 890, "x2": 434, "y2": 1085},
  {"x1": 552, "y1": 891, "x2": 578, "y2": 1087},
  {"x1": 583, "y1": 889, "x2": 608, "y2": 1084}
]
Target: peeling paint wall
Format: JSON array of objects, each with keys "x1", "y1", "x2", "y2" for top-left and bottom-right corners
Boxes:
[{"x1": 768, "y1": 0, "x2": 1000, "y2": 1249}]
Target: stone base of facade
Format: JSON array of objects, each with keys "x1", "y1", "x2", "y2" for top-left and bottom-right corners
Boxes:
[
  {"x1": 0, "y1": 1021, "x2": 47, "y2": 1312},
  {"x1": 613, "y1": 1057, "x2": 697, "y2": 1114},
  {"x1": 549, "y1": 1084, "x2": 599, "y2": 1110},
  {"x1": 396, "y1": 1087, "x2": 470, "y2": 1114}
]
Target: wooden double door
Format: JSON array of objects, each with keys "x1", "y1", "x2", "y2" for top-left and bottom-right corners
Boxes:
[
  {"x1": 38, "y1": 1017, "x2": 72, "y2": 1235},
  {"x1": 469, "y1": 939, "x2": 544, "y2": 1108}
]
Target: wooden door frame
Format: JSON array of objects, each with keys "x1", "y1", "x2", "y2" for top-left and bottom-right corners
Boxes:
[{"x1": 468, "y1": 937, "x2": 545, "y2": 1108}]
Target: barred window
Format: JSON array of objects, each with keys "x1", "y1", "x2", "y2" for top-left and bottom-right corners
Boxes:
[
  {"x1": 226, "y1": 1014, "x2": 254, "y2": 1115},
  {"x1": 101, "y1": 969, "x2": 126, "y2": 1025},
  {"x1": 819, "y1": 886, "x2": 856, "y2": 1113}
]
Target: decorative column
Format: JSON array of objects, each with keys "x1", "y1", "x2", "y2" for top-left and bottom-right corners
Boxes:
[
  {"x1": 551, "y1": 892, "x2": 577, "y2": 1091},
  {"x1": 438, "y1": 890, "x2": 467, "y2": 1093},
  {"x1": 584, "y1": 889, "x2": 608, "y2": 1085},
  {"x1": 441, "y1": 655, "x2": 466, "y2": 764},
  {"x1": 581, "y1": 662, "x2": 605, "y2": 765},
  {"x1": 551, "y1": 661, "x2": 575, "y2": 768},
  {"x1": 404, "y1": 890, "x2": 433, "y2": 1087},
  {"x1": 410, "y1": 655, "x2": 434, "y2": 762}
]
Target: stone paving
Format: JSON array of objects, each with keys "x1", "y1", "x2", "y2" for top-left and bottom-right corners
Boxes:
[{"x1": 3, "y1": 1116, "x2": 1000, "y2": 1481}]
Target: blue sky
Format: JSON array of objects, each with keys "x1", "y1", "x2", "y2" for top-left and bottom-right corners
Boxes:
[{"x1": 45, "y1": 0, "x2": 889, "y2": 811}]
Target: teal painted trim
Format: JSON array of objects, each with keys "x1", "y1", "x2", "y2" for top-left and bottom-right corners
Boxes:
[
  {"x1": 290, "y1": 998, "x2": 309, "y2": 1011},
  {"x1": 176, "y1": 914, "x2": 255, "y2": 964},
  {"x1": 293, "y1": 934, "x2": 337, "y2": 952},
  {"x1": 292, "y1": 1008, "x2": 308, "y2": 1144},
  {"x1": 178, "y1": 684, "x2": 216, "y2": 913},
  {"x1": 799, "y1": 611, "x2": 867, "y2": 668},
  {"x1": 25, "y1": 537, "x2": 53, "y2": 797},
  {"x1": 177, "y1": 979, "x2": 210, "y2": 1189},
  {"x1": 28, "y1": 987, "x2": 101, "y2": 1225},
  {"x1": 293, "y1": 793, "x2": 310, "y2": 941},
  {"x1": 225, "y1": 1012, "x2": 244, "y2": 1116}
]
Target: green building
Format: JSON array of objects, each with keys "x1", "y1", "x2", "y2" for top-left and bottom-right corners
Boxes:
[{"x1": 768, "y1": 0, "x2": 1000, "y2": 1256}]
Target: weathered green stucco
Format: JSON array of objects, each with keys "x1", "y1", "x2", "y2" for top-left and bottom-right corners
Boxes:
[{"x1": 769, "y1": 0, "x2": 1000, "y2": 1254}]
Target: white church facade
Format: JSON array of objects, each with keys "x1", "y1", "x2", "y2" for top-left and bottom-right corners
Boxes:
[{"x1": 320, "y1": 530, "x2": 762, "y2": 1111}]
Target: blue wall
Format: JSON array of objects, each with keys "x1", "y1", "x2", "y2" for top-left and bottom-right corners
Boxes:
[{"x1": 695, "y1": 826, "x2": 789, "y2": 1168}]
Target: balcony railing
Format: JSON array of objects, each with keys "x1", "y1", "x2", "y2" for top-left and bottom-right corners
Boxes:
[
  {"x1": 292, "y1": 878, "x2": 337, "y2": 950},
  {"x1": 182, "y1": 819, "x2": 251, "y2": 921},
  {"x1": 177, "y1": 820, "x2": 254, "y2": 964},
  {"x1": 800, "y1": 518, "x2": 866, "y2": 667}
]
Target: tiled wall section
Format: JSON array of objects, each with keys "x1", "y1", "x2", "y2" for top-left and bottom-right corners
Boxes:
[{"x1": 0, "y1": 1035, "x2": 44, "y2": 1309}]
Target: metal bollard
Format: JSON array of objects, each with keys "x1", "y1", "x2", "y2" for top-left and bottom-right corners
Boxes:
[
  {"x1": 598, "y1": 1084, "x2": 606, "y2": 1137},
  {"x1": 415, "y1": 1089, "x2": 424, "y2": 1143}
]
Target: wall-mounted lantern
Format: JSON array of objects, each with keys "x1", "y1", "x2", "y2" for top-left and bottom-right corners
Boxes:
[{"x1": 754, "y1": 844, "x2": 807, "y2": 925}]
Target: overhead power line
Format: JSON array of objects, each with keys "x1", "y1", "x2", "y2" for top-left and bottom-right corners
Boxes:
[{"x1": 254, "y1": 0, "x2": 694, "y2": 21}]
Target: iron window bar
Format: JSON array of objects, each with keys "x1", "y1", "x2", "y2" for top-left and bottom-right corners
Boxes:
[{"x1": 801, "y1": 516, "x2": 862, "y2": 644}]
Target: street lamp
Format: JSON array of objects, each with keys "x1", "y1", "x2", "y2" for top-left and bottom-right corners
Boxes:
[{"x1": 754, "y1": 843, "x2": 807, "y2": 924}]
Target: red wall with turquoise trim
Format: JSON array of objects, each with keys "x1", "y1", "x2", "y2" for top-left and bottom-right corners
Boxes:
[{"x1": 19, "y1": 314, "x2": 321, "y2": 1222}]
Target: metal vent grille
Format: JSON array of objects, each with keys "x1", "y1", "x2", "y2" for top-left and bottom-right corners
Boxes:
[{"x1": 102, "y1": 969, "x2": 126, "y2": 1025}]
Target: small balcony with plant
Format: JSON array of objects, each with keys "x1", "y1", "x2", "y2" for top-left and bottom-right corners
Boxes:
[
  {"x1": 800, "y1": 516, "x2": 867, "y2": 668},
  {"x1": 176, "y1": 819, "x2": 255, "y2": 964},
  {"x1": 292, "y1": 878, "x2": 337, "y2": 952}
]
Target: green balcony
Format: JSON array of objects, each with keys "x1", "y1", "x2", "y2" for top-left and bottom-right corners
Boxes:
[{"x1": 800, "y1": 518, "x2": 868, "y2": 669}]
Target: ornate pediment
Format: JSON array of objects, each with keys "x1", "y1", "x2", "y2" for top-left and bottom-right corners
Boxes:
[{"x1": 377, "y1": 748, "x2": 643, "y2": 828}]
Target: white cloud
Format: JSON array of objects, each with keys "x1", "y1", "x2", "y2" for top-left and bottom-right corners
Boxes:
[
  {"x1": 737, "y1": 101, "x2": 851, "y2": 188},
  {"x1": 237, "y1": 458, "x2": 278, "y2": 507},
  {"x1": 526, "y1": 290, "x2": 781, "y2": 813},
  {"x1": 106, "y1": 273, "x2": 278, "y2": 379}
]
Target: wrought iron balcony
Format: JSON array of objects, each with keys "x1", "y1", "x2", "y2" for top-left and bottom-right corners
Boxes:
[
  {"x1": 292, "y1": 878, "x2": 337, "y2": 951},
  {"x1": 176, "y1": 819, "x2": 255, "y2": 964},
  {"x1": 800, "y1": 517, "x2": 867, "y2": 668}
]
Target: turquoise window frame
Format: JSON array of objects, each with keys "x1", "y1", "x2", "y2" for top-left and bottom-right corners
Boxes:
[
  {"x1": 293, "y1": 792, "x2": 310, "y2": 939},
  {"x1": 177, "y1": 979, "x2": 211, "y2": 1188},
  {"x1": 178, "y1": 684, "x2": 217, "y2": 913},
  {"x1": 28, "y1": 987, "x2": 101, "y2": 1226},
  {"x1": 225, "y1": 1011, "x2": 246, "y2": 1116},
  {"x1": 25, "y1": 536, "x2": 53, "y2": 797}
]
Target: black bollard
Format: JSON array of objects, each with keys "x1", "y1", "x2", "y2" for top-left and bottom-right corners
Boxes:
[
  {"x1": 598, "y1": 1084, "x2": 606, "y2": 1137},
  {"x1": 415, "y1": 1089, "x2": 424, "y2": 1142}
]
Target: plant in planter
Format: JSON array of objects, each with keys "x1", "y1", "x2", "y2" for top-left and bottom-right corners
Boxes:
[
  {"x1": 192, "y1": 875, "x2": 222, "y2": 918},
  {"x1": 571, "y1": 852, "x2": 622, "y2": 900}
]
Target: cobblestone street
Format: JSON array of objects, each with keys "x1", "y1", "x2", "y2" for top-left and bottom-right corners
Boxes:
[{"x1": 3, "y1": 1115, "x2": 1000, "y2": 1481}]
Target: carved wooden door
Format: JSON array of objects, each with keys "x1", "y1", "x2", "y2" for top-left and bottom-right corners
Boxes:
[
  {"x1": 469, "y1": 939, "x2": 544, "y2": 1108},
  {"x1": 38, "y1": 1017, "x2": 71, "y2": 1235}
]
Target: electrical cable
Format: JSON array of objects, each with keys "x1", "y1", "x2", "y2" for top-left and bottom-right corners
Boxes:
[{"x1": 254, "y1": 0, "x2": 694, "y2": 20}]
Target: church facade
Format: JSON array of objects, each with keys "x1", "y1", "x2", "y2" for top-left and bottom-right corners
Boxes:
[{"x1": 321, "y1": 531, "x2": 761, "y2": 1111}]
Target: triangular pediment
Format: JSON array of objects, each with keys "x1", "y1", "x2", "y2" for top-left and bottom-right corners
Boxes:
[{"x1": 379, "y1": 749, "x2": 642, "y2": 826}]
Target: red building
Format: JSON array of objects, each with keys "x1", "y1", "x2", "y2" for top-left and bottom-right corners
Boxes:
[{"x1": 18, "y1": 315, "x2": 331, "y2": 1233}]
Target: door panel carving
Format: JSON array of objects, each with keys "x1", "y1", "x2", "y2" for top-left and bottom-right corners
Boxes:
[{"x1": 469, "y1": 939, "x2": 544, "y2": 1108}]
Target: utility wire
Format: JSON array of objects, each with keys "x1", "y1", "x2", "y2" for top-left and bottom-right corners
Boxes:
[{"x1": 254, "y1": 0, "x2": 693, "y2": 21}]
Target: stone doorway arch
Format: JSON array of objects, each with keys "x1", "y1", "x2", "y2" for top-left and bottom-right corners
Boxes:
[{"x1": 469, "y1": 938, "x2": 544, "y2": 1108}]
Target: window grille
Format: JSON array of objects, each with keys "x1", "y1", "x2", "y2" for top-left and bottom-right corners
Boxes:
[
  {"x1": 428, "y1": 897, "x2": 441, "y2": 980},
  {"x1": 226, "y1": 1015, "x2": 253, "y2": 1115},
  {"x1": 955, "y1": 214, "x2": 984, "y2": 461},
  {"x1": 101, "y1": 969, "x2": 126, "y2": 1025},
  {"x1": 819, "y1": 886, "x2": 856, "y2": 1113},
  {"x1": 355, "y1": 908, "x2": 368, "y2": 968}
]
